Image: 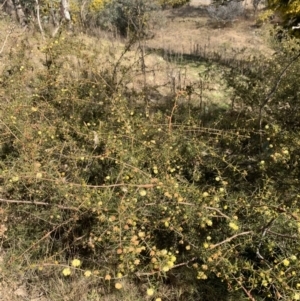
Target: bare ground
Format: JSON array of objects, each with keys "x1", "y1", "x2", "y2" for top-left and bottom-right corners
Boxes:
[{"x1": 147, "y1": 6, "x2": 271, "y2": 56}]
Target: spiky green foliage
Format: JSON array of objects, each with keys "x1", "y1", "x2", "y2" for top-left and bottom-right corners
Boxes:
[
  {"x1": 1, "y1": 27, "x2": 300, "y2": 301},
  {"x1": 91, "y1": 0, "x2": 160, "y2": 36}
]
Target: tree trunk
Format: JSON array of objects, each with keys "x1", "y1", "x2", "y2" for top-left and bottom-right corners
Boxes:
[
  {"x1": 2, "y1": 0, "x2": 17, "y2": 20},
  {"x1": 13, "y1": 0, "x2": 26, "y2": 26},
  {"x1": 52, "y1": 0, "x2": 72, "y2": 37},
  {"x1": 60, "y1": 0, "x2": 70, "y2": 21}
]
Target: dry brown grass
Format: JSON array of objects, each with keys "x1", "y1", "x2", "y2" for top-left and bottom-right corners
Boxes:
[{"x1": 146, "y1": 6, "x2": 272, "y2": 56}]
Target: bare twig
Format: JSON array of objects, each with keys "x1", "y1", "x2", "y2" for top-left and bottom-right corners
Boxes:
[
  {"x1": 262, "y1": 53, "x2": 300, "y2": 108},
  {"x1": 292, "y1": 24, "x2": 300, "y2": 30},
  {"x1": 259, "y1": 52, "x2": 300, "y2": 140},
  {"x1": 135, "y1": 257, "x2": 197, "y2": 277},
  {"x1": 0, "y1": 119, "x2": 21, "y2": 141},
  {"x1": 210, "y1": 231, "x2": 253, "y2": 249},
  {"x1": 205, "y1": 206, "x2": 231, "y2": 219},
  {"x1": 35, "y1": 0, "x2": 45, "y2": 40},
  {"x1": 0, "y1": 198, "x2": 79, "y2": 211},
  {"x1": 231, "y1": 274, "x2": 256, "y2": 301},
  {"x1": 0, "y1": 0, "x2": 8, "y2": 10},
  {"x1": 253, "y1": 204, "x2": 299, "y2": 221},
  {"x1": 0, "y1": 25, "x2": 15, "y2": 55},
  {"x1": 80, "y1": 0, "x2": 88, "y2": 25},
  {"x1": 256, "y1": 217, "x2": 275, "y2": 260},
  {"x1": 266, "y1": 230, "x2": 298, "y2": 239},
  {"x1": 12, "y1": 217, "x2": 75, "y2": 263}
]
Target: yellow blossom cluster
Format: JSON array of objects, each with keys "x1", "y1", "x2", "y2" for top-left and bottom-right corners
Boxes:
[
  {"x1": 89, "y1": 0, "x2": 108, "y2": 12},
  {"x1": 149, "y1": 248, "x2": 177, "y2": 272}
]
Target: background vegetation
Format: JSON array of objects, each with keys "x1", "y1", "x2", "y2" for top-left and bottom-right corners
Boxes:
[{"x1": 1, "y1": 0, "x2": 300, "y2": 300}]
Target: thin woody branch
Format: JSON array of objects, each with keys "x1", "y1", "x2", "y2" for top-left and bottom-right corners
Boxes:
[
  {"x1": 0, "y1": 198, "x2": 79, "y2": 211},
  {"x1": 210, "y1": 231, "x2": 253, "y2": 249},
  {"x1": 0, "y1": 25, "x2": 15, "y2": 55}
]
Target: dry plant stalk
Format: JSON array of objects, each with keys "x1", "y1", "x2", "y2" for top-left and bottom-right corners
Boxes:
[{"x1": 0, "y1": 25, "x2": 15, "y2": 55}]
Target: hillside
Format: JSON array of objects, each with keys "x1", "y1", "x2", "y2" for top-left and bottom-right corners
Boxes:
[{"x1": 1, "y1": 3, "x2": 300, "y2": 301}]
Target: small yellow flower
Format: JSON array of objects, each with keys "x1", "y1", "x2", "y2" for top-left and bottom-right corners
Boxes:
[
  {"x1": 71, "y1": 259, "x2": 81, "y2": 267},
  {"x1": 11, "y1": 176, "x2": 19, "y2": 182},
  {"x1": 290, "y1": 255, "x2": 297, "y2": 261},
  {"x1": 282, "y1": 259, "x2": 290, "y2": 266},
  {"x1": 197, "y1": 271, "x2": 208, "y2": 280},
  {"x1": 117, "y1": 272, "x2": 123, "y2": 278},
  {"x1": 262, "y1": 279, "x2": 268, "y2": 287},
  {"x1": 162, "y1": 266, "x2": 170, "y2": 272},
  {"x1": 167, "y1": 261, "x2": 174, "y2": 267},
  {"x1": 170, "y1": 255, "x2": 176, "y2": 262},
  {"x1": 84, "y1": 270, "x2": 92, "y2": 277},
  {"x1": 62, "y1": 267, "x2": 71, "y2": 276},
  {"x1": 115, "y1": 282, "x2": 123, "y2": 290},
  {"x1": 160, "y1": 249, "x2": 167, "y2": 255},
  {"x1": 134, "y1": 259, "x2": 140, "y2": 265},
  {"x1": 294, "y1": 293, "x2": 300, "y2": 300},
  {"x1": 229, "y1": 222, "x2": 239, "y2": 231},
  {"x1": 105, "y1": 274, "x2": 111, "y2": 280},
  {"x1": 282, "y1": 149, "x2": 289, "y2": 155},
  {"x1": 139, "y1": 189, "x2": 147, "y2": 196},
  {"x1": 36, "y1": 172, "x2": 43, "y2": 179},
  {"x1": 138, "y1": 231, "x2": 145, "y2": 238},
  {"x1": 147, "y1": 288, "x2": 154, "y2": 296},
  {"x1": 155, "y1": 298, "x2": 162, "y2": 301},
  {"x1": 206, "y1": 220, "x2": 213, "y2": 226}
]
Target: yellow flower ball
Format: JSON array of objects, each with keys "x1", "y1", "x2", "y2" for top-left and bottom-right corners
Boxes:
[
  {"x1": 229, "y1": 222, "x2": 239, "y2": 231},
  {"x1": 147, "y1": 288, "x2": 154, "y2": 296},
  {"x1": 138, "y1": 232, "x2": 145, "y2": 238},
  {"x1": 167, "y1": 261, "x2": 174, "y2": 268},
  {"x1": 36, "y1": 172, "x2": 43, "y2": 179},
  {"x1": 115, "y1": 282, "x2": 123, "y2": 290},
  {"x1": 283, "y1": 259, "x2": 290, "y2": 266},
  {"x1": 139, "y1": 189, "x2": 147, "y2": 196},
  {"x1": 84, "y1": 270, "x2": 92, "y2": 277},
  {"x1": 71, "y1": 259, "x2": 81, "y2": 267},
  {"x1": 117, "y1": 272, "x2": 123, "y2": 278},
  {"x1": 62, "y1": 267, "x2": 71, "y2": 276},
  {"x1": 294, "y1": 293, "x2": 300, "y2": 300},
  {"x1": 162, "y1": 266, "x2": 170, "y2": 272}
]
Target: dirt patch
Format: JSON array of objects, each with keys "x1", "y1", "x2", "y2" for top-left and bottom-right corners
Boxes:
[
  {"x1": 147, "y1": 6, "x2": 271, "y2": 57},
  {"x1": 124, "y1": 6, "x2": 272, "y2": 107}
]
